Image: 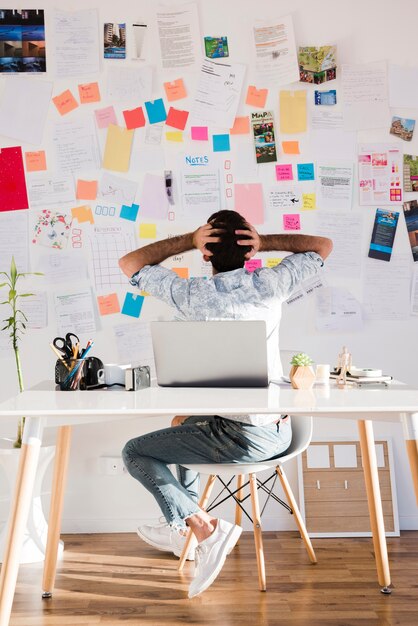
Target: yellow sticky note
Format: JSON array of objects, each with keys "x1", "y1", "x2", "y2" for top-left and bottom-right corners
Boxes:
[
  {"x1": 172, "y1": 267, "x2": 189, "y2": 279},
  {"x1": 71, "y1": 205, "x2": 94, "y2": 224},
  {"x1": 282, "y1": 141, "x2": 300, "y2": 154},
  {"x1": 266, "y1": 258, "x2": 282, "y2": 268},
  {"x1": 279, "y1": 91, "x2": 307, "y2": 134},
  {"x1": 302, "y1": 193, "x2": 316, "y2": 210},
  {"x1": 139, "y1": 223, "x2": 157, "y2": 238},
  {"x1": 165, "y1": 131, "x2": 183, "y2": 142},
  {"x1": 103, "y1": 124, "x2": 134, "y2": 173}
]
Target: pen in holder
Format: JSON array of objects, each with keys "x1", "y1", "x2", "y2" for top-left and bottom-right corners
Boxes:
[{"x1": 56, "y1": 358, "x2": 86, "y2": 390}]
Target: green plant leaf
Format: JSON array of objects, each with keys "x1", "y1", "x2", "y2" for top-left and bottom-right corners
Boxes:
[
  {"x1": 19, "y1": 293, "x2": 34, "y2": 297},
  {"x1": 10, "y1": 257, "x2": 17, "y2": 283},
  {"x1": 0, "y1": 282, "x2": 9, "y2": 288},
  {"x1": 8, "y1": 289, "x2": 16, "y2": 301}
]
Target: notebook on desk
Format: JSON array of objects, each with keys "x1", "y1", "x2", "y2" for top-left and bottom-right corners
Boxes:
[{"x1": 150, "y1": 320, "x2": 269, "y2": 387}]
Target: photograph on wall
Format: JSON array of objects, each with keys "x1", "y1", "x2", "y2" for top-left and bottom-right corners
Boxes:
[
  {"x1": 251, "y1": 110, "x2": 277, "y2": 164},
  {"x1": 204, "y1": 36, "x2": 229, "y2": 58},
  {"x1": 403, "y1": 154, "x2": 418, "y2": 192},
  {"x1": 104, "y1": 22, "x2": 126, "y2": 59},
  {"x1": 0, "y1": 9, "x2": 45, "y2": 72},
  {"x1": 390, "y1": 116, "x2": 415, "y2": 142},
  {"x1": 358, "y1": 144, "x2": 403, "y2": 205},
  {"x1": 298, "y1": 45, "x2": 336, "y2": 84},
  {"x1": 403, "y1": 200, "x2": 418, "y2": 262}
]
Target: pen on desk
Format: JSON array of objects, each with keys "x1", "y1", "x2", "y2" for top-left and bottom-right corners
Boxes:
[{"x1": 49, "y1": 343, "x2": 71, "y2": 370}]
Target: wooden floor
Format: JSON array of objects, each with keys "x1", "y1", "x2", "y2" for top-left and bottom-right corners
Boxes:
[{"x1": 6, "y1": 531, "x2": 418, "y2": 626}]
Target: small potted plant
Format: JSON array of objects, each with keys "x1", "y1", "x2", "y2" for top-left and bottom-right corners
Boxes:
[{"x1": 289, "y1": 352, "x2": 316, "y2": 390}]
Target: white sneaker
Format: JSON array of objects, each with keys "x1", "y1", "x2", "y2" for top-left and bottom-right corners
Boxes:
[
  {"x1": 137, "y1": 521, "x2": 196, "y2": 561},
  {"x1": 188, "y1": 519, "x2": 242, "y2": 598}
]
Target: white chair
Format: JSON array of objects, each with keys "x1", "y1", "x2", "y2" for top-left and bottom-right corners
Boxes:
[{"x1": 178, "y1": 416, "x2": 317, "y2": 591}]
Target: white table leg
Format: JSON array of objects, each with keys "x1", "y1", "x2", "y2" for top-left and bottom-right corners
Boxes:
[
  {"x1": 0, "y1": 416, "x2": 44, "y2": 626},
  {"x1": 401, "y1": 413, "x2": 418, "y2": 506},
  {"x1": 358, "y1": 419, "x2": 391, "y2": 594}
]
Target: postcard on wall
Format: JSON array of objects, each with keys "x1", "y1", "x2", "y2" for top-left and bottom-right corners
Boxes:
[
  {"x1": 251, "y1": 111, "x2": 277, "y2": 164},
  {"x1": 0, "y1": 9, "x2": 46, "y2": 72},
  {"x1": 104, "y1": 22, "x2": 126, "y2": 59},
  {"x1": 253, "y1": 15, "x2": 299, "y2": 86},
  {"x1": 32, "y1": 209, "x2": 73, "y2": 249},
  {"x1": 403, "y1": 154, "x2": 418, "y2": 192},
  {"x1": 389, "y1": 116, "x2": 415, "y2": 142},
  {"x1": 298, "y1": 46, "x2": 336, "y2": 84},
  {"x1": 403, "y1": 200, "x2": 418, "y2": 262},
  {"x1": 204, "y1": 36, "x2": 229, "y2": 58},
  {"x1": 358, "y1": 144, "x2": 403, "y2": 205}
]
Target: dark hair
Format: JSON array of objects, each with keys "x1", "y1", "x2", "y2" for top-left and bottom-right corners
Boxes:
[{"x1": 205, "y1": 210, "x2": 252, "y2": 272}]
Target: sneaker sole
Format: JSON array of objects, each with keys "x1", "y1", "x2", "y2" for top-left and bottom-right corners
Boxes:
[
  {"x1": 136, "y1": 528, "x2": 195, "y2": 561},
  {"x1": 188, "y1": 525, "x2": 242, "y2": 598}
]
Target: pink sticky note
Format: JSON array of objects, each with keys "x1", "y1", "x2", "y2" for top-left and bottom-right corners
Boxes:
[
  {"x1": 94, "y1": 106, "x2": 117, "y2": 129},
  {"x1": 230, "y1": 116, "x2": 250, "y2": 135},
  {"x1": 52, "y1": 89, "x2": 78, "y2": 115},
  {"x1": 234, "y1": 183, "x2": 264, "y2": 225},
  {"x1": 191, "y1": 126, "x2": 208, "y2": 141},
  {"x1": 283, "y1": 214, "x2": 301, "y2": 230},
  {"x1": 76, "y1": 180, "x2": 98, "y2": 200},
  {"x1": 166, "y1": 107, "x2": 189, "y2": 130},
  {"x1": 244, "y1": 259, "x2": 262, "y2": 272},
  {"x1": 163, "y1": 78, "x2": 187, "y2": 101},
  {"x1": 246, "y1": 85, "x2": 268, "y2": 108},
  {"x1": 97, "y1": 293, "x2": 120, "y2": 316},
  {"x1": 78, "y1": 82, "x2": 101, "y2": 104},
  {"x1": 276, "y1": 164, "x2": 293, "y2": 181}
]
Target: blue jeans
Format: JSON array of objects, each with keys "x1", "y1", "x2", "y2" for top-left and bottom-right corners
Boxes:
[{"x1": 122, "y1": 415, "x2": 292, "y2": 530}]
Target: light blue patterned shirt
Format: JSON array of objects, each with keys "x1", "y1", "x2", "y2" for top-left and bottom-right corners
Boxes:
[{"x1": 130, "y1": 251, "x2": 323, "y2": 425}]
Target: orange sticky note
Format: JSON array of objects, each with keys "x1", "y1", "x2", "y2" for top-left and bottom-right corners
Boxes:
[
  {"x1": 52, "y1": 89, "x2": 78, "y2": 115},
  {"x1": 282, "y1": 141, "x2": 300, "y2": 154},
  {"x1": 97, "y1": 293, "x2": 120, "y2": 316},
  {"x1": 76, "y1": 180, "x2": 98, "y2": 200},
  {"x1": 78, "y1": 82, "x2": 101, "y2": 104},
  {"x1": 172, "y1": 267, "x2": 189, "y2": 279},
  {"x1": 245, "y1": 85, "x2": 268, "y2": 108},
  {"x1": 71, "y1": 205, "x2": 94, "y2": 224},
  {"x1": 230, "y1": 116, "x2": 250, "y2": 135},
  {"x1": 163, "y1": 78, "x2": 187, "y2": 101},
  {"x1": 25, "y1": 150, "x2": 47, "y2": 172}
]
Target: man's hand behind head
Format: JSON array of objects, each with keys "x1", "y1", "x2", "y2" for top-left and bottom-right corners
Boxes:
[
  {"x1": 192, "y1": 223, "x2": 223, "y2": 259},
  {"x1": 235, "y1": 224, "x2": 261, "y2": 260}
]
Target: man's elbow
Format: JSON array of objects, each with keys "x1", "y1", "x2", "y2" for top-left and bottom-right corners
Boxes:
[
  {"x1": 119, "y1": 255, "x2": 135, "y2": 278},
  {"x1": 319, "y1": 237, "x2": 333, "y2": 260}
]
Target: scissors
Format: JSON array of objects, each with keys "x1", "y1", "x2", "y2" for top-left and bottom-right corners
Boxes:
[{"x1": 53, "y1": 332, "x2": 80, "y2": 359}]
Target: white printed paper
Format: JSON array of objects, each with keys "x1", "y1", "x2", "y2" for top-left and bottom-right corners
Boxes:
[
  {"x1": 316, "y1": 287, "x2": 363, "y2": 332},
  {"x1": 98, "y1": 173, "x2": 138, "y2": 205},
  {"x1": 363, "y1": 255, "x2": 411, "y2": 321},
  {"x1": 317, "y1": 163, "x2": 353, "y2": 210},
  {"x1": 53, "y1": 118, "x2": 101, "y2": 175},
  {"x1": 342, "y1": 62, "x2": 389, "y2": 131},
  {"x1": 28, "y1": 176, "x2": 75, "y2": 208},
  {"x1": 19, "y1": 292, "x2": 48, "y2": 329},
  {"x1": 316, "y1": 211, "x2": 362, "y2": 277},
  {"x1": 54, "y1": 288, "x2": 96, "y2": 336},
  {"x1": 53, "y1": 9, "x2": 100, "y2": 78},
  {"x1": 0, "y1": 77, "x2": 52, "y2": 145},
  {"x1": 181, "y1": 170, "x2": 221, "y2": 217},
  {"x1": 311, "y1": 110, "x2": 344, "y2": 131},
  {"x1": 0, "y1": 211, "x2": 29, "y2": 273},
  {"x1": 39, "y1": 253, "x2": 88, "y2": 285},
  {"x1": 113, "y1": 321, "x2": 156, "y2": 377},
  {"x1": 156, "y1": 2, "x2": 201, "y2": 70},
  {"x1": 89, "y1": 225, "x2": 136, "y2": 290},
  {"x1": 253, "y1": 15, "x2": 299, "y2": 86}
]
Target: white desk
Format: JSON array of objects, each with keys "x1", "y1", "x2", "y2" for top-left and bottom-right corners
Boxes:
[{"x1": 1, "y1": 382, "x2": 418, "y2": 626}]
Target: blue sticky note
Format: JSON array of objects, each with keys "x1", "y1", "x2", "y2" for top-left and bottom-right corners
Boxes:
[
  {"x1": 121, "y1": 293, "x2": 144, "y2": 318},
  {"x1": 120, "y1": 203, "x2": 139, "y2": 221},
  {"x1": 144, "y1": 99, "x2": 167, "y2": 124},
  {"x1": 212, "y1": 133, "x2": 230, "y2": 152},
  {"x1": 297, "y1": 163, "x2": 315, "y2": 181}
]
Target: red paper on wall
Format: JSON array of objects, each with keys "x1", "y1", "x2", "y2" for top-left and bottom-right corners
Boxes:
[{"x1": 0, "y1": 147, "x2": 29, "y2": 212}]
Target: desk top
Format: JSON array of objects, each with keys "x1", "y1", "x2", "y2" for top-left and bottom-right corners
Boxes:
[{"x1": 0, "y1": 382, "x2": 418, "y2": 426}]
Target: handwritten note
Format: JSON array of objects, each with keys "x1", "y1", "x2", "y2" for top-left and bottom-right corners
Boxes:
[
  {"x1": 53, "y1": 89, "x2": 78, "y2": 115},
  {"x1": 244, "y1": 258, "x2": 262, "y2": 272},
  {"x1": 266, "y1": 258, "x2": 282, "y2": 268},
  {"x1": 97, "y1": 293, "x2": 120, "y2": 316},
  {"x1": 25, "y1": 151, "x2": 47, "y2": 172},
  {"x1": 164, "y1": 78, "x2": 187, "y2": 101},
  {"x1": 283, "y1": 213, "x2": 301, "y2": 230},
  {"x1": 95, "y1": 106, "x2": 117, "y2": 129},
  {"x1": 246, "y1": 85, "x2": 268, "y2": 108},
  {"x1": 302, "y1": 193, "x2": 316, "y2": 210},
  {"x1": 276, "y1": 164, "x2": 293, "y2": 181},
  {"x1": 78, "y1": 82, "x2": 101, "y2": 104},
  {"x1": 297, "y1": 163, "x2": 315, "y2": 181}
]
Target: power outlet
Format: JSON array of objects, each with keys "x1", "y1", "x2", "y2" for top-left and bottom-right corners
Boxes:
[{"x1": 98, "y1": 456, "x2": 126, "y2": 476}]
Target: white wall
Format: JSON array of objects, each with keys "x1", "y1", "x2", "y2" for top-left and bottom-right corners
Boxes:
[{"x1": 0, "y1": 0, "x2": 417, "y2": 532}]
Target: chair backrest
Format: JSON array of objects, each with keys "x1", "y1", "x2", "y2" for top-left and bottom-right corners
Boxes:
[{"x1": 276, "y1": 415, "x2": 313, "y2": 464}]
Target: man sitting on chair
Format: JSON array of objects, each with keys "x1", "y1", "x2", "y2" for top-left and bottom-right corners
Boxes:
[{"x1": 119, "y1": 210, "x2": 332, "y2": 598}]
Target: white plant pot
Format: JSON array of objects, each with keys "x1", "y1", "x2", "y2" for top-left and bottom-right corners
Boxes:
[{"x1": 0, "y1": 439, "x2": 64, "y2": 564}]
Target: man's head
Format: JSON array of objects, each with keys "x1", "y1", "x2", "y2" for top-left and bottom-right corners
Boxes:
[{"x1": 205, "y1": 210, "x2": 252, "y2": 273}]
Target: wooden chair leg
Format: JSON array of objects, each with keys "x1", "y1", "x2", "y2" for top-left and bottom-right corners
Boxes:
[
  {"x1": 249, "y1": 473, "x2": 266, "y2": 591},
  {"x1": 178, "y1": 474, "x2": 217, "y2": 571},
  {"x1": 276, "y1": 465, "x2": 317, "y2": 564},
  {"x1": 234, "y1": 474, "x2": 245, "y2": 534}
]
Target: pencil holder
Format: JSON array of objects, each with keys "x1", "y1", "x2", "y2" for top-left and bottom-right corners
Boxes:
[{"x1": 55, "y1": 358, "x2": 86, "y2": 391}]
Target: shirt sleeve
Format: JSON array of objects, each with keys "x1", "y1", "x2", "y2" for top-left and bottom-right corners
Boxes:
[
  {"x1": 129, "y1": 265, "x2": 190, "y2": 312},
  {"x1": 261, "y1": 252, "x2": 323, "y2": 300}
]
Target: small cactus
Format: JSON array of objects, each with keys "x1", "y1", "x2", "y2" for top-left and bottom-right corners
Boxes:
[{"x1": 291, "y1": 352, "x2": 314, "y2": 367}]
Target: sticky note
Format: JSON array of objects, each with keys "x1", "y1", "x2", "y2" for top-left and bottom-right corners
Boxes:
[
  {"x1": 95, "y1": 106, "x2": 117, "y2": 129},
  {"x1": 139, "y1": 223, "x2": 157, "y2": 238},
  {"x1": 191, "y1": 126, "x2": 208, "y2": 141},
  {"x1": 266, "y1": 258, "x2": 282, "y2": 268},
  {"x1": 120, "y1": 203, "x2": 139, "y2": 221},
  {"x1": 25, "y1": 151, "x2": 46, "y2": 172},
  {"x1": 276, "y1": 164, "x2": 293, "y2": 181},
  {"x1": 282, "y1": 141, "x2": 300, "y2": 155},
  {"x1": 297, "y1": 163, "x2": 315, "y2": 181},
  {"x1": 103, "y1": 124, "x2": 134, "y2": 173},
  {"x1": 52, "y1": 89, "x2": 78, "y2": 115},
  {"x1": 78, "y1": 82, "x2": 101, "y2": 104},
  {"x1": 172, "y1": 267, "x2": 189, "y2": 279},
  {"x1": 302, "y1": 193, "x2": 316, "y2": 210},
  {"x1": 76, "y1": 180, "x2": 98, "y2": 200},
  {"x1": 279, "y1": 91, "x2": 307, "y2": 133},
  {"x1": 97, "y1": 293, "x2": 120, "y2": 316},
  {"x1": 164, "y1": 78, "x2": 187, "y2": 101},
  {"x1": 244, "y1": 259, "x2": 262, "y2": 272},
  {"x1": 230, "y1": 116, "x2": 250, "y2": 135},
  {"x1": 234, "y1": 183, "x2": 264, "y2": 224},
  {"x1": 144, "y1": 99, "x2": 167, "y2": 124},
  {"x1": 246, "y1": 85, "x2": 268, "y2": 108},
  {"x1": 121, "y1": 293, "x2": 144, "y2": 318},
  {"x1": 71, "y1": 205, "x2": 94, "y2": 224},
  {"x1": 283, "y1": 214, "x2": 301, "y2": 230},
  {"x1": 165, "y1": 131, "x2": 183, "y2": 142},
  {"x1": 213, "y1": 134, "x2": 230, "y2": 152},
  {"x1": 166, "y1": 107, "x2": 189, "y2": 130},
  {"x1": 123, "y1": 107, "x2": 145, "y2": 130}
]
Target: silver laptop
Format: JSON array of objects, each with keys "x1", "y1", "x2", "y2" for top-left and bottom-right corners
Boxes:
[{"x1": 150, "y1": 321, "x2": 268, "y2": 388}]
